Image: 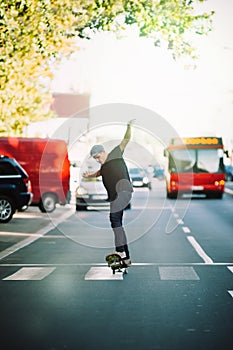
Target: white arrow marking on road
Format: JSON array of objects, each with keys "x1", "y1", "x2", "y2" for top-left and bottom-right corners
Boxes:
[
  {"x1": 228, "y1": 291, "x2": 233, "y2": 298},
  {"x1": 3, "y1": 267, "x2": 56, "y2": 280}
]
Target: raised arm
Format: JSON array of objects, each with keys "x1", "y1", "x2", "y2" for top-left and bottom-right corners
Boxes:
[{"x1": 119, "y1": 119, "x2": 135, "y2": 152}]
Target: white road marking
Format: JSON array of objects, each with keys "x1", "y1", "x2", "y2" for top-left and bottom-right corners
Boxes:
[
  {"x1": 3, "y1": 267, "x2": 56, "y2": 280},
  {"x1": 187, "y1": 236, "x2": 213, "y2": 264},
  {"x1": 159, "y1": 266, "x2": 200, "y2": 280},
  {"x1": 0, "y1": 262, "x2": 233, "y2": 267},
  {"x1": 182, "y1": 227, "x2": 191, "y2": 233},
  {"x1": 0, "y1": 208, "x2": 74, "y2": 261},
  {"x1": 85, "y1": 267, "x2": 123, "y2": 280},
  {"x1": 224, "y1": 188, "x2": 233, "y2": 196},
  {"x1": 228, "y1": 291, "x2": 233, "y2": 298},
  {"x1": 177, "y1": 219, "x2": 184, "y2": 225},
  {"x1": 227, "y1": 266, "x2": 233, "y2": 273}
]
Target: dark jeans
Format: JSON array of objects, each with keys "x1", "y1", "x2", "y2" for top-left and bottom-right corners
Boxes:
[{"x1": 109, "y1": 191, "x2": 131, "y2": 259}]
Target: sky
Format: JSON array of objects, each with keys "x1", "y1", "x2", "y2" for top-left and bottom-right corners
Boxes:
[{"x1": 51, "y1": 0, "x2": 233, "y2": 151}]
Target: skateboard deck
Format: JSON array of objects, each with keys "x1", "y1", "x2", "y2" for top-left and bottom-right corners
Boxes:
[{"x1": 105, "y1": 253, "x2": 128, "y2": 275}]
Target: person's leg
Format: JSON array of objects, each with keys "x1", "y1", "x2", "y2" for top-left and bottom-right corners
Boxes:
[
  {"x1": 109, "y1": 210, "x2": 125, "y2": 249},
  {"x1": 109, "y1": 191, "x2": 132, "y2": 259}
]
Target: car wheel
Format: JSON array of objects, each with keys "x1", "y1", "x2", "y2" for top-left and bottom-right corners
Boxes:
[
  {"x1": 0, "y1": 196, "x2": 15, "y2": 223},
  {"x1": 166, "y1": 190, "x2": 177, "y2": 199},
  {"x1": 39, "y1": 193, "x2": 57, "y2": 213},
  {"x1": 125, "y1": 202, "x2": 131, "y2": 210}
]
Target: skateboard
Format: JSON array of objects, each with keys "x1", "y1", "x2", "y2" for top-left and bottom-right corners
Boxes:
[{"x1": 105, "y1": 253, "x2": 128, "y2": 275}]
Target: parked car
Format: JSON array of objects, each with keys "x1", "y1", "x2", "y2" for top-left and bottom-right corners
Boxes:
[
  {"x1": 0, "y1": 156, "x2": 33, "y2": 223},
  {"x1": 76, "y1": 177, "x2": 131, "y2": 211},
  {"x1": 129, "y1": 168, "x2": 151, "y2": 189},
  {"x1": 225, "y1": 165, "x2": 233, "y2": 181}
]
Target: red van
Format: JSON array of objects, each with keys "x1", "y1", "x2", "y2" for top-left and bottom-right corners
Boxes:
[{"x1": 0, "y1": 137, "x2": 70, "y2": 212}]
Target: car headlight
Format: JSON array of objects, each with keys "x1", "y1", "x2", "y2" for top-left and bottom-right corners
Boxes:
[
  {"x1": 143, "y1": 176, "x2": 149, "y2": 184},
  {"x1": 76, "y1": 186, "x2": 88, "y2": 196}
]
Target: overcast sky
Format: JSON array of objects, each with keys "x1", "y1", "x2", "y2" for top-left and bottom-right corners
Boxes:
[{"x1": 52, "y1": 0, "x2": 233, "y2": 149}]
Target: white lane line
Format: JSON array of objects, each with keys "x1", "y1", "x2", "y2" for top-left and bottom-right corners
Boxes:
[
  {"x1": 224, "y1": 188, "x2": 233, "y2": 196},
  {"x1": 228, "y1": 291, "x2": 233, "y2": 298},
  {"x1": 1, "y1": 262, "x2": 233, "y2": 267},
  {"x1": 187, "y1": 236, "x2": 213, "y2": 264},
  {"x1": 182, "y1": 227, "x2": 191, "y2": 233},
  {"x1": 85, "y1": 267, "x2": 123, "y2": 280},
  {"x1": 0, "y1": 207, "x2": 75, "y2": 261},
  {"x1": 177, "y1": 219, "x2": 184, "y2": 225},
  {"x1": 3, "y1": 267, "x2": 56, "y2": 280}
]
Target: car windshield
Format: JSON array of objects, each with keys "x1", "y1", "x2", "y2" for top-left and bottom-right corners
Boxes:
[
  {"x1": 129, "y1": 168, "x2": 144, "y2": 175},
  {"x1": 169, "y1": 149, "x2": 223, "y2": 174}
]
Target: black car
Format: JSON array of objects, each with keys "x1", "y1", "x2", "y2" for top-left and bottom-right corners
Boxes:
[{"x1": 0, "y1": 156, "x2": 33, "y2": 223}]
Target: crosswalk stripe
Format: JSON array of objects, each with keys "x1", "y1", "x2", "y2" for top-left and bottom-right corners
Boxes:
[
  {"x1": 159, "y1": 266, "x2": 200, "y2": 280},
  {"x1": 85, "y1": 267, "x2": 123, "y2": 280},
  {"x1": 1, "y1": 264, "x2": 232, "y2": 282},
  {"x1": 3, "y1": 267, "x2": 56, "y2": 280}
]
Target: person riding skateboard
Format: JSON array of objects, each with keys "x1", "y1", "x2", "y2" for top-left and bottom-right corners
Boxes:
[{"x1": 83, "y1": 120, "x2": 135, "y2": 266}]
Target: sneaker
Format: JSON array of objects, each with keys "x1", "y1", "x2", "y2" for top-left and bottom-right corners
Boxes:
[
  {"x1": 114, "y1": 251, "x2": 126, "y2": 259},
  {"x1": 123, "y1": 258, "x2": 131, "y2": 267}
]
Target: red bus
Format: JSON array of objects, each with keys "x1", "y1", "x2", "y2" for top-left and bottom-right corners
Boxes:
[
  {"x1": 164, "y1": 137, "x2": 225, "y2": 199},
  {"x1": 0, "y1": 137, "x2": 70, "y2": 212}
]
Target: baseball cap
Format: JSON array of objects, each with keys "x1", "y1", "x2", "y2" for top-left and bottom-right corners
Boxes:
[{"x1": 90, "y1": 144, "x2": 105, "y2": 158}]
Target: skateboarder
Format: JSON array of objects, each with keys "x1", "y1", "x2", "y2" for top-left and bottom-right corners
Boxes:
[{"x1": 83, "y1": 120, "x2": 135, "y2": 266}]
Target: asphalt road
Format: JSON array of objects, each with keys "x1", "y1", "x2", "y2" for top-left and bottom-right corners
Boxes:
[{"x1": 0, "y1": 180, "x2": 233, "y2": 350}]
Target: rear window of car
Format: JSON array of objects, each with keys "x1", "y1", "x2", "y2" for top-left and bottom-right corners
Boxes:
[{"x1": 0, "y1": 161, "x2": 19, "y2": 175}]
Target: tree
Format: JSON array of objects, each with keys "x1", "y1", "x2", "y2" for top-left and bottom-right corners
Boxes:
[{"x1": 0, "y1": 0, "x2": 214, "y2": 135}]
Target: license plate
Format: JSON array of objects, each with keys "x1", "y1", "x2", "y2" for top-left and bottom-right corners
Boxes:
[
  {"x1": 92, "y1": 195, "x2": 107, "y2": 200},
  {"x1": 191, "y1": 186, "x2": 204, "y2": 191}
]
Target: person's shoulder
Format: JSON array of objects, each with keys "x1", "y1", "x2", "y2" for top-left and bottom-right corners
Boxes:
[{"x1": 107, "y1": 145, "x2": 122, "y2": 161}]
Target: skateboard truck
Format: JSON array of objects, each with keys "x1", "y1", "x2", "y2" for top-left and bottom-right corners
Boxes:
[{"x1": 105, "y1": 253, "x2": 129, "y2": 275}]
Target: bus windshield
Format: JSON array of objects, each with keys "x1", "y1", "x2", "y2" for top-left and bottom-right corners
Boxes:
[{"x1": 169, "y1": 149, "x2": 223, "y2": 174}]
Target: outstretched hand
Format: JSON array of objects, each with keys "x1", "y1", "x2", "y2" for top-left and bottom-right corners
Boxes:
[
  {"x1": 82, "y1": 171, "x2": 89, "y2": 178},
  {"x1": 127, "y1": 119, "x2": 136, "y2": 126}
]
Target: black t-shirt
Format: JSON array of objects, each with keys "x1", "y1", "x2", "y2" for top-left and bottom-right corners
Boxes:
[{"x1": 100, "y1": 145, "x2": 133, "y2": 201}]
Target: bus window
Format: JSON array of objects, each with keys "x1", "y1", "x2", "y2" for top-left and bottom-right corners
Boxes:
[
  {"x1": 197, "y1": 149, "x2": 223, "y2": 173},
  {"x1": 169, "y1": 149, "x2": 195, "y2": 173}
]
